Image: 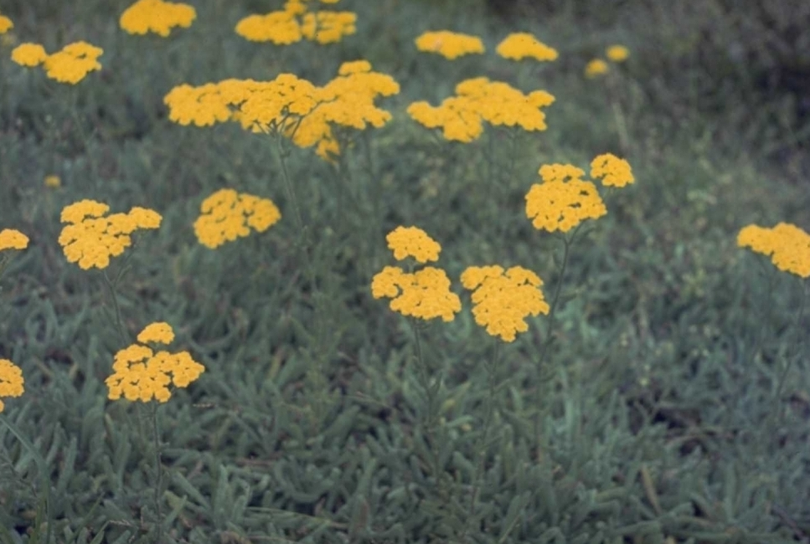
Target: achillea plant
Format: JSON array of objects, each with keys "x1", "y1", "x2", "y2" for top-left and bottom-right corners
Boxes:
[
  {"x1": 414, "y1": 30, "x2": 485, "y2": 59},
  {"x1": 193, "y1": 188, "x2": 282, "y2": 249},
  {"x1": 606, "y1": 44, "x2": 630, "y2": 62},
  {"x1": 737, "y1": 222, "x2": 810, "y2": 279},
  {"x1": 120, "y1": 0, "x2": 196, "y2": 37},
  {"x1": 590, "y1": 152, "x2": 635, "y2": 188},
  {"x1": 525, "y1": 163, "x2": 607, "y2": 232},
  {"x1": 584, "y1": 58, "x2": 609, "y2": 78},
  {"x1": 496, "y1": 32, "x2": 558, "y2": 61},
  {"x1": 11, "y1": 41, "x2": 103, "y2": 84},
  {"x1": 0, "y1": 228, "x2": 29, "y2": 280},
  {"x1": 0, "y1": 359, "x2": 24, "y2": 413},
  {"x1": 0, "y1": 12, "x2": 13, "y2": 34},
  {"x1": 235, "y1": 0, "x2": 356, "y2": 45}
]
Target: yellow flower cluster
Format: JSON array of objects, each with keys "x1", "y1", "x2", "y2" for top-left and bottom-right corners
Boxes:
[
  {"x1": 737, "y1": 222, "x2": 810, "y2": 279},
  {"x1": 235, "y1": 0, "x2": 356, "y2": 45},
  {"x1": 496, "y1": 32, "x2": 558, "y2": 62},
  {"x1": 0, "y1": 359, "x2": 24, "y2": 413},
  {"x1": 585, "y1": 45, "x2": 629, "y2": 78},
  {"x1": 585, "y1": 59, "x2": 608, "y2": 78},
  {"x1": 0, "y1": 228, "x2": 29, "y2": 251},
  {"x1": 414, "y1": 30, "x2": 485, "y2": 60},
  {"x1": 106, "y1": 322, "x2": 204, "y2": 403},
  {"x1": 408, "y1": 77, "x2": 555, "y2": 142},
  {"x1": 58, "y1": 200, "x2": 162, "y2": 270},
  {"x1": 44, "y1": 174, "x2": 61, "y2": 188},
  {"x1": 120, "y1": 0, "x2": 196, "y2": 37},
  {"x1": 590, "y1": 153, "x2": 634, "y2": 187},
  {"x1": 0, "y1": 12, "x2": 12, "y2": 34},
  {"x1": 460, "y1": 265, "x2": 550, "y2": 342},
  {"x1": 11, "y1": 41, "x2": 103, "y2": 84},
  {"x1": 606, "y1": 45, "x2": 629, "y2": 62},
  {"x1": 372, "y1": 227, "x2": 461, "y2": 322},
  {"x1": 525, "y1": 163, "x2": 607, "y2": 233},
  {"x1": 193, "y1": 189, "x2": 281, "y2": 249}
]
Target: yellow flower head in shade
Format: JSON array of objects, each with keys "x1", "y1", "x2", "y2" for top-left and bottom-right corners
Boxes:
[
  {"x1": 120, "y1": 0, "x2": 196, "y2": 37},
  {"x1": 525, "y1": 164, "x2": 607, "y2": 233},
  {"x1": 42, "y1": 41, "x2": 103, "y2": 84},
  {"x1": 106, "y1": 322, "x2": 204, "y2": 403},
  {"x1": 193, "y1": 189, "x2": 281, "y2": 249},
  {"x1": 496, "y1": 32, "x2": 558, "y2": 61},
  {"x1": 386, "y1": 226, "x2": 441, "y2": 263},
  {"x1": 44, "y1": 174, "x2": 61, "y2": 188},
  {"x1": 0, "y1": 229, "x2": 29, "y2": 251},
  {"x1": 0, "y1": 359, "x2": 24, "y2": 413},
  {"x1": 460, "y1": 265, "x2": 550, "y2": 342},
  {"x1": 371, "y1": 265, "x2": 462, "y2": 322},
  {"x1": 0, "y1": 14, "x2": 13, "y2": 34},
  {"x1": 590, "y1": 153, "x2": 634, "y2": 188},
  {"x1": 585, "y1": 58, "x2": 608, "y2": 78},
  {"x1": 11, "y1": 42, "x2": 48, "y2": 66},
  {"x1": 58, "y1": 200, "x2": 162, "y2": 270},
  {"x1": 415, "y1": 30, "x2": 485, "y2": 60},
  {"x1": 606, "y1": 45, "x2": 629, "y2": 62},
  {"x1": 738, "y1": 222, "x2": 810, "y2": 279}
]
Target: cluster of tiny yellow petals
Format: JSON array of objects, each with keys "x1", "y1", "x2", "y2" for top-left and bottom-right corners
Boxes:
[
  {"x1": 120, "y1": 0, "x2": 196, "y2": 37},
  {"x1": 737, "y1": 222, "x2": 810, "y2": 279},
  {"x1": 590, "y1": 153, "x2": 634, "y2": 187},
  {"x1": 414, "y1": 30, "x2": 485, "y2": 60},
  {"x1": 585, "y1": 58, "x2": 609, "y2": 78},
  {"x1": 408, "y1": 77, "x2": 555, "y2": 143},
  {"x1": 12, "y1": 41, "x2": 103, "y2": 83},
  {"x1": 0, "y1": 229, "x2": 29, "y2": 251},
  {"x1": 496, "y1": 32, "x2": 558, "y2": 61},
  {"x1": 106, "y1": 323, "x2": 204, "y2": 403},
  {"x1": 460, "y1": 265, "x2": 550, "y2": 342},
  {"x1": 525, "y1": 163, "x2": 607, "y2": 233},
  {"x1": 11, "y1": 42, "x2": 48, "y2": 66},
  {"x1": 235, "y1": 0, "x2": 355, "y2": 45},
  {"x1": 606, "y1": 45, "x2": 629, "y2": 62},
  {"x1": 0, "y1": 359, "x2": 24, "y2": 413},
  {"x1": 193, "y1": 189, "x2": 281, "y2": 249},
  {"x1": 0, "y1": 13, "x2": 13, "y2": 34},
  {"x1": 386, "y1": 226, "x2": 441, "y2": 263},
  {"x1": 586, "y1": 46, "x2": 629, "y2": 77},
  {"x1": 371, "y1": 266, "x2": 461, "y2": 322},
  {"x1": 58, "y1": 200, "x2": 162, "y2": 270}
]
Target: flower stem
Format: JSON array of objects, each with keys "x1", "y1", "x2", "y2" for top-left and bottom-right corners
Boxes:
[
  {"x1": 102, "y1": 270, "x2": 127, "y2": 343},
  {"x1": 150, "y1": 402, "x2": 164, "y2": 544},
  {"x1": 773, "y1": 279, "x2": 808, "y2": 426}
]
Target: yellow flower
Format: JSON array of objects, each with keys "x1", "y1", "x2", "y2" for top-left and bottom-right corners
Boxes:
[
  {"x1": 386, "y1": 226, "x2": 441, "y2": 263},
  {"x1": 0, "y1": 229, "x2": 29, "y2": 251},
  {"x1": 120, "y1": 0, "x2": 196, "y2": 37},
  {"x1": 0, "y1": 14, "x2": 13, "y2": 34},
  {"x1": 11, "y1": 42, "x2": 47, "y2": 66},
  {"x1": 415, "y1": 30, "x2": 485, "y2": 59},
  {"x1": 590, "y1": 153, "x2": 634, "y2": 187},
  {"x1": 496, "y1": 32, "x2": 558, "y2": 61},
  {"x1": 193, "y1": 189, "x2": 281, "y2": 249},
  {"x1": 0, "y1": 359, "x2": 24, "y2": 413},
  {"x1": 235, "y1": 3, "x2": 355, "y2": 45},
  {"x1": 460, "y1": 265, "x2": 549, "y2": 342},
  {"x1": 585, "y1": 58, "x2": 609, "y2": 78},
  {"x1": 525, "y1": 164, "x2": 607, "y2": 232},
  {"x1": 106, "y1": 325, "x2": 204, "y2": 403},
  {"x1": 371, "y1": 265, "x2": 461, "y2": 322},
  {"x1": 606, "y1": 45, "x2": 629, "y2": 62},
  {"x1": 43, "y1": 41, "x2": 103, "y2": 84},
  {"x1": 738, "y1": 222, "x2": 810, "y2": 278},
  {"x1": 58, "y1": 200, "x2": 161, "y2": 270},
  {"x1": 44, "y1": 174, "x2": 61, "y2": 188}
]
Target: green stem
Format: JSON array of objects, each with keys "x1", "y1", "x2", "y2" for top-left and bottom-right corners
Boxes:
[
  {"x1": 150, "y1": 402, "x2": 164, "y2": 543},
  {"x1": 774, "y1": 280, "x2": 808, "y2": 426},
  {"x1": 69, "y1": 87, "x2": 99, "y2": 182},
  {"x1": 102, "y1": 270, "x2": 127, "y2": 343}
]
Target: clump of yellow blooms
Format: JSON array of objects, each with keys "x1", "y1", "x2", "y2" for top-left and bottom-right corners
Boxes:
[
  {"x1": 606, "y1": 45, "x2": 629, "y2": 62},
  {"x1": 0, "y1": 228, "x2": 29, "y2": 251},
  {"x1": 235, "y1": 0, "x2": 355, "y2": 45},
  {"x1": 414, "y1": 30, "x2": 485, "y2": 60},
  {"x1": 372, "y1": 227, "x2": 461, "y2": 322},
  {"x1": 0, "y1": 12, "x2": 13, "y2": 34},
  {"x1": 585, "y1": 45, "x2": 629, "y2": 78},
  {"x1": 120, "y1": 0, "x2": 196, "y2": 37},
  {"x1": 106, "y1": 322, "x2": 204, "y2": 403},
  {"x1": 0, "y1": 359, "x2": 24, "y2": 413},
  {"x1": 525, "y1": 163, "x2": 607, "y2": 233},
  {"x1": 496, "y1": 32, "x2": 558, "y2": 62},
  {"x1": 584, "y1": 58, "x2": 609, "y2": 78},
  {"x1": 590, "y1": 153, "x2": 634, "y2": 187},
  {"x1": 193, "y1": 189, "x2": 282, "y2": 249},
  {"x1": 737, "y1": 222, "x2": 810, "y2": 279},
  {"x1": 11, "y1": 41, "x2": 103, "y2": 84},
  {"x1": 408, "y1": 77, "x2": 555, "y2": 143},
  {"x1": 58, "y1": 200, "x2": 162, "y2": 270},
  {"x1": 460, "y1": 265, "x2": 550, "y2": 342}
]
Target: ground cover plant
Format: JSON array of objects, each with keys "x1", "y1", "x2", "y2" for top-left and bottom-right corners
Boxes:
[{"x1": 0, "y1": 0, "x2": 809, "y2": 542}]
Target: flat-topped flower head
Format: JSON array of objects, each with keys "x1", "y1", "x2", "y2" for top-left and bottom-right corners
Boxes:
[
  {"x1": 590, "y1": 153, "x2": 634, "y2": 187},
  {"x1": 415, "y1": 30, "x2": 485, "y2": 59},
  {"x1": 40, "y1": 41, "x2": 103, "y2": 84},
  {"x1": 236, "y1": 0, "x2": 355, "y2": 45},
  {"x1": 0, "y1": 229, "x2": 29, "y2": 251},
  {"x1": 461, "y1": 265, "x2": 549, "y2": 342},
  {"x1": 585, "y1": 58, "x2": 608, "y2": 78},
  {"x1": 496, "y1": 32, "x2": 558, "y2": 61},
  {"x1": 137, "y1": 322, "x2": 175, "y2": 344},
  {"x1": 738, "y1": 222, "x2": 810, "y2": 278},
  {"x1": 606, "y1": 45, "x2": 629, "y2": 62},
  {"x1": 194, "y1": 189, "x2": 281, "y2": 249},
  {"x1": 371, "y1": 265, "x2": 461, "y2": 322},
  {"x1": 386, "y1": 226, "x2": 441, "y2": 263},
  {"x1": 0, "y1": 13, "x2": 13, "y2": 35},
  {"x1": 0, "y1": 359, "x2": 24, "y2": 413},
  {"x1": 11, "y1": 42, "x2": 47, "y2": 66},
  {"x1": 525, "y1": 163, "x2": 607, "y2": 232},
  {"x1": 120, "y1": 0, "x2": 196, "y2": 37}
]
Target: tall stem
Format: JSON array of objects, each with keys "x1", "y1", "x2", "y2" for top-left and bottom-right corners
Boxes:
[
  {"x1": 150, "y1": 402, "x2": 164, "y2": 544},
  {"x1": 774, "y1": 280, "x2": 808, "y2": 426}
]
